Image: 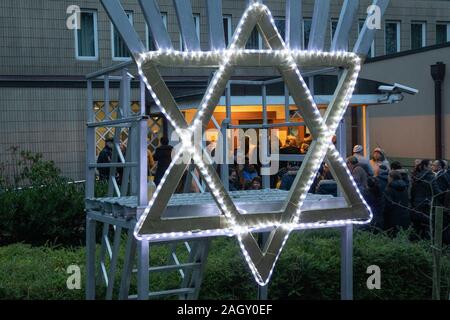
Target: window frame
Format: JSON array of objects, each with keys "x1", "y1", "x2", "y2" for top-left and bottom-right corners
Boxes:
[
  {"x1": 146, "y1": 12, "x2": 168, "y2": 51},
  {"x1": 223, "y1": 14, "x2": 232, "y2": 47},
  {"x1": 330, "y1": 18, "x2": 339, "y2": 45},
  {"x1": 179, "y1": 13, "x2": 200, "y2": 51},
  {"x1": 302, "y1": 18, "x2": 312, "y2": 49},
  {"x1": 411, "y1": 21, "x2": 426, "y2": 49},
  {"x1": 111, "y1": 11, "x2": 134, "y2": 61},
  {"x1": 385, "y1": 20, "x2": 401, "y2": 55},
  {"x1": 74, "y1": 9, "x2": 98, "y2": 61},
  {"x1": 436, "y1": 22, "x2": 450, "y2": 44},
  {"x1": 274, "y1": 16, "x2": 286, "y2": 42}
]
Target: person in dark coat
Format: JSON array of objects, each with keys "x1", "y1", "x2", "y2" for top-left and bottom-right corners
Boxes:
[
  {"x1": 153, "y1": 136, "x2": 173, "y2": 186},
  {"x1": 411, "y1": 159, "x2": 441, "y2": 209},
  {"x1": 279, "y1": 136, "x2": 300, "y2": 170},
  {"x1": 352, "y1": 144, "x2": 374, "y2": 176},
  {"x1": 432, "y1": 160, "x2": 450, "y2": 244},
  {"x1": 376, "y1": 164, "x2": 389, "y2": 193},
  {"x1": 346, "y1": 156, "x2": 368, "y2": 192},
  {"x1": 433, "y1": 160, "x2": 450, "y2": 201},
  {"x1": 97, "y1": 136, "x2": 114, "y2": 181},
  {"x1": 228, "y1": 168, "x2": 241, "y2": 191},
  {"x1": 315, "y1": 163, "x2": 337, "y2": 196},
  {"x1": 362, "y1": 177, "x2": 385, "y2": 231},
  {"x1": 279, "y1": 162, "x2": 300, "y2": 190},
  {"x1": 384, "y1": 170, "x2": 411, "y2": 235},
  {"x1": 390, "y1": 161, "x2": 410, "y2": 188},
  {"x1": 410, "y1": 159, "x2": 442, "y2": 239}
]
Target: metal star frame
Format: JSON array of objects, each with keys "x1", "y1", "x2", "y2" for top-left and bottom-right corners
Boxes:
[{"x1": 134, "y1": 2, "x2": 371, "y2": 285}]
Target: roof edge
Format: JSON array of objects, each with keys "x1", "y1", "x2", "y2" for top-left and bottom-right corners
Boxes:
[{"x1": 365, "y1": 42, "x2": 450, "y2": 64}]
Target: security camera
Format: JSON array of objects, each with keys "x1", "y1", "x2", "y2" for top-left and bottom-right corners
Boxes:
[{"x1": 378, "y1": 83, "x2": 418, "y2": 95}]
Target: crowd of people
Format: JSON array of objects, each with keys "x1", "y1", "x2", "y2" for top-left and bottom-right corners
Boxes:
[
  {"x1": 220, "y1": 137, "x2": 450, "y2": 242},
  {"x1": 346, "y1": 146, "x2": 450, "y2": 242},
  {"x1": 98, "y1": 135, "x2": 450, "y2": 242}
]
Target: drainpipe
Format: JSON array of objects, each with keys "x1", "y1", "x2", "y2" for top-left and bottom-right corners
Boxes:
[{"x1": 431, "y1": 62, "x2": 446, "y2": 160}]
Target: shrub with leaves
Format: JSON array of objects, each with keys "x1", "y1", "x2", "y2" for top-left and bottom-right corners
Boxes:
[
  {"x1": 1, "y1": 231, "x2": 449, "y2": 300},
  {"x1": 0, "y1": 148, "x2": 85, "y2": 246}
]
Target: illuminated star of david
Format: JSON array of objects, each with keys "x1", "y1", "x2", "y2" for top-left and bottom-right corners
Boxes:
[{"x1": 134, "y1": 2, "x2": 371, "y2": 286}]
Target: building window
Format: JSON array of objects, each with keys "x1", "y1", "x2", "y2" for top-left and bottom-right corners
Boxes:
[
  {"x1": 330, "y1": 19, "x2": 339, "y2": 43},
  {"x1": 385, "y1": 21, "x2": 401, "y2": 54},
  {"x1": 303, "y1": 18, "x2": 312, "y2": 49},
  {"x1": 436, "y1": 22, "x2": 450, "y2": 44},
  {"x1": 358, "y1": 20, "x2": 375, "y2": 57},
  {"x1": 274, "y1": 17, "x2": 285, "y2": 41},
  {"x1": 75, "y1": 10, "x2": 98, "y2": 60},
  {"x1": 179, "y1": 14, "x2": 200, "y2": 50},
  {"x1": 411, "y1": 21, "x2": 426, "y2": 49},
  {"x1": 112, "y1": 11, "x2": 133, "y2": 60},
  {"x1": 246, "y1": 27, "x2": 261, "y2": 49},
  {"x1": 146, "y1": 13, "x2": 167, "y2": 51},
  {"x1": 223, "y1": 15, "x2": 232, "y2": 46}
]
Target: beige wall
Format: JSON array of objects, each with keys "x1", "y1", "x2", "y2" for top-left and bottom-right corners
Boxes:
[
  {"x1": 361, "y1": 46, "x2": 450, "y2": 160},
  {"x1": 3, "y1": 0, "x2": 450, "y2": 76},
  {"x1": 0, "y1": 87, "x2": 86, "y2": 180},
  {"x1": 0, "y1": 84, "x2": 141, "y2": 181},
  {"x1": 2, "y1": 0, "x2": 450, "y2": 179}
]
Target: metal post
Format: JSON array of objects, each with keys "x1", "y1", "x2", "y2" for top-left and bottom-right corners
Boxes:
[
  {"x1": 432, "y1": 206, "x2": 444, "y2": 300},
  {"x1": 284, "y1": 85, "x2": 290, "y2": 122},
  {"x1": 262, "y1": 85, "x2": 270, "y2": 189},
  {"x1": 257, "y1": 233, "x2": 269, "y2": 299},
  {"x1": 104, "y1": 74, "x2": 110, "y2": 120},
  {"x1": 87, "y1": 79, "x2": 94, "y2": 122},
  {"x1": 138, "y1": 118, "x2": 148, "y2": 207},
  {"x1": 431, "y1": 62, "x2": 446, "y2": 160},
  {"x1": 257, "y1": 284, "x2": 269, "y2": 300},
  {"x1": 106, "y1": 226, "x2": 122, "y2": 300},
  {"x1": 137, "y1": 239, "x2": 150, "y2": 300},
  {"x1": 362, "y1": 105, "x2": 370, "y2": 157},
  {"x1": 86, "y1": 79, "x2": 96, "y2": 197},
  {"x1": 340, "y1": 224, "x2": 353, "y2": 300},
  {"x1": 337, "y1": 118, "x2": 347, "y2": 159},
  {"x1": 337, "y1": 114, "x2": 353, "y2": 300},
  {"x1": 120, "y1": 68, "x2": 131, "y2": 118},
  {"x1": 226, "y1": 83, "x2": 231, "y2": 120},
  {"x1": 119, "y1": 229, "x2": 137, "y2": 299},
  {"x1": 220, "y1": 83, "x2": 232, "y2": 189},
  {"x1": 86, "y1": 216, "x2": 97, "y2": 300},
  {"x1": 140, "y1": 78, "x2": 146, "y2": 116},
  {"x1": 86, "y1": 127, "x2": 96, "y2": 198},
  {"x1": 220, "y1": 121, "x2": 230, "y2": 190}
]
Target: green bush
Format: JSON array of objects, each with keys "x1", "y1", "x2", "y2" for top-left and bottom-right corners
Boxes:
[
  {"x1": 0, "y1": 182, "x2": 85, "y2": 247},
  {"x1": 0, "y1": 148, "x2": 86, "y2": 246},
  {"x1": 1, "y1": 230, "x2": 449, "y2": 300}
]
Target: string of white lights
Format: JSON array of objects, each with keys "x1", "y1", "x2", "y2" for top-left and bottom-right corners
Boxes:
[{"x1": 133, "y1": 1, "x2": 372, "y2": 286}]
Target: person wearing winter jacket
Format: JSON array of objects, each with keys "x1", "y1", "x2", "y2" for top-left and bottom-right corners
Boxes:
[
  {"x1": 376, "y1": 164, "x2": 389, "y2": 193},
  {"x1": 363, "y1": 177, "x2": 385, "y2": 231},
  {"x1": 346, "y1": 156, "x2": 368, "y2": 191},
  {"x1": 390, "y1": 161, "x2": 410, "y2": 188},
  {"x1": 410, "y1": 159, "x2": 442, "y2": 239},
  {"x1": 433, "y1": 160, "x2": 450, "y2": 201},
  {"x1": 352, "y1": 145, "x2": 374, "y2": 176},
  {"x1": 411, "y1": 159, "x2": 442, "y2": 209},
  {"x1": 153, "y1": 137, "x2": 174, "y2": 186},
  {"x1": 432, "y1": 159, "x2": 450, "y2": 244},
  {"x1": 370, "y1": 147, "x2": 390, "y2": 176},
  {"x1": 384, "y1": 170, "x2": 411, "y2": 235}
]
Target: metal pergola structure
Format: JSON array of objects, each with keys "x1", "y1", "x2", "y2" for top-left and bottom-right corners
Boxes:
[{"x1": 85, "y1": 0, "x2": 391, "y2": 300}]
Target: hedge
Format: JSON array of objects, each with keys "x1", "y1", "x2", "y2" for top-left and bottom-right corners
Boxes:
[{"x1": 1, "y1": 230, "x2": 449, "y2": 300}]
